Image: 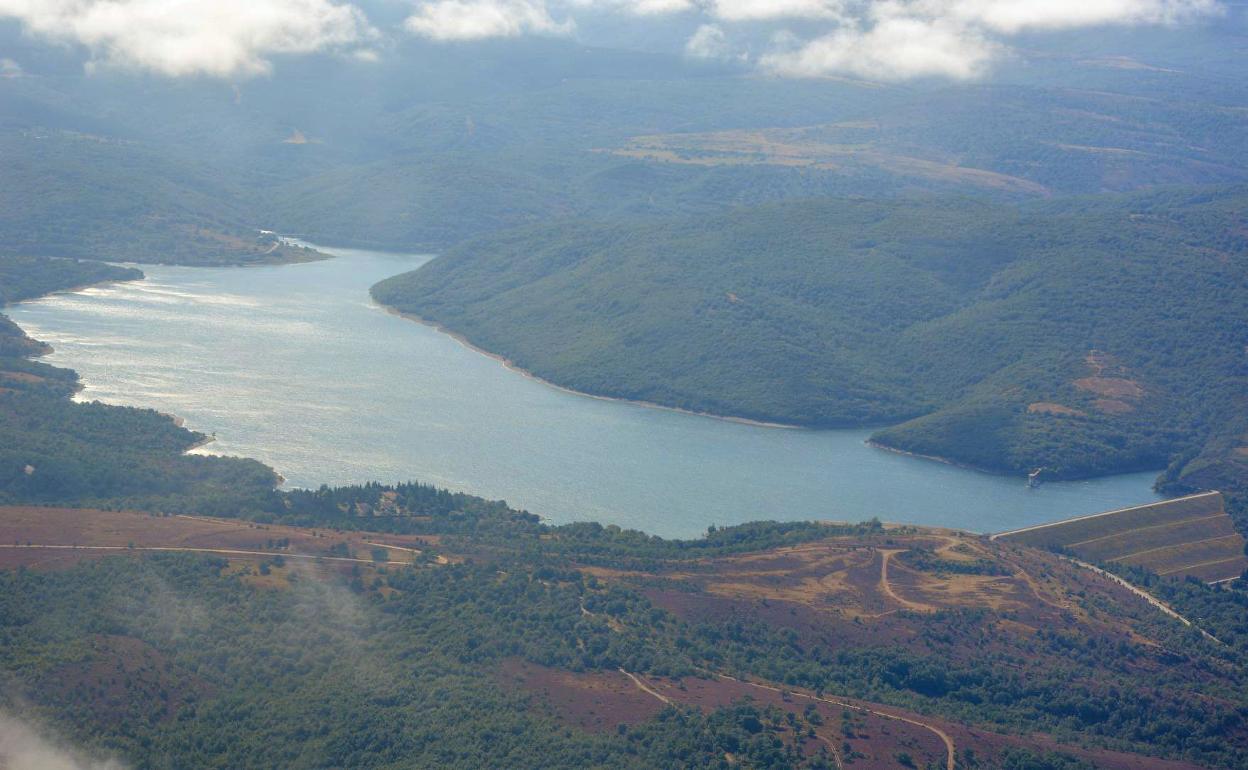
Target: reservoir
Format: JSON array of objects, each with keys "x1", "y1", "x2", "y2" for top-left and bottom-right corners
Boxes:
[{"x1": 9, "y1": 245, "x2": 1161, "y2": 539}]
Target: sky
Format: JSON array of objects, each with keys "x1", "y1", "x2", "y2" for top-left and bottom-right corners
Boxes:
[{"x1": 0, "y1": 0, "x2": 1225, "y2": 80}]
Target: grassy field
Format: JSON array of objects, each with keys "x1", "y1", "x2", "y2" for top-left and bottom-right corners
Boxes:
[
  {"x1": 604, "y1": 124, "x2": 1051, "y2": 196},
  {"x1": 993, "y1": 492, "x2": 1247, "y2": 582}
]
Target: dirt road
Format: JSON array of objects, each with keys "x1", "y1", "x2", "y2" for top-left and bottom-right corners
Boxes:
[{"x1": 0, "y1": 543, "x2": 410, "y2": 567}]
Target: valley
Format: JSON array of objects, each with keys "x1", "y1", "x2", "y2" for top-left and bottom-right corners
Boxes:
[
  {"x1": 2, "y1": 7, "x2": 1247, "y2": 768},
  {"x1": 8, "y1": 247, "x2": 1163, "y2": 538}
]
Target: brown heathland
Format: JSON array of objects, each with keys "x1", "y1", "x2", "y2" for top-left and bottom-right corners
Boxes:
[
  {"x1": 518, "y1": 525, "x2": 1221, "y2": 769},
  {"x1": 1, "y1": 507, "x2": 1235, "y2": 768},
  {"x1": 0, "y1": 506, "x2": 435, "y2": 573}
]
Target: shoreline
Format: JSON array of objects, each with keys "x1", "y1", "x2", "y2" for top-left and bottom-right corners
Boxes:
[
  {"x1": 9, "y1": 277, "x2": 288, "y2": 485},
  {"x1": 864, "y1": 439, "x2": 1003, "y2": 476},
  {"x1": 867, "y1": 439, "x2": 1167, "y2": 491},
  {"x1": 375, "y1": 302, "x2": 803, "y2": 430},
  {"x1": 373, "y1": 301, "x2": 1169, "y2": 491},
  {"x1": 185, "y1": 434, "x2": 216, "y2": 452},
  {"x1": 13, "y1": 259, "x2": 1165, "y2": 524},
  {"x1": 9, "y1": 274, "x2": 145, "y2": 313}
]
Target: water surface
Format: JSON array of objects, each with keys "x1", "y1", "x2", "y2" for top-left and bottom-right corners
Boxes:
[{"x1": 10, "y1": 246, "x2": 1161, "y2": 538}]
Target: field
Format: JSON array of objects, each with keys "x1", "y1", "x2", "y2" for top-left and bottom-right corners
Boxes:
[
  {"x1": 993, "y1": 492, "x2": 1248, "y2": 582},
  {"x1": 0, "y1": 506, "x2": 435, "y2": 574},
  {"x1": 602, "y1": 124, "x2": 1051, "y2": 196}
]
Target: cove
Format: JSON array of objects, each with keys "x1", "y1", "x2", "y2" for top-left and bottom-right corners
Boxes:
[{"x1": 9, "y1": 245, "x2": 1161, "y2": 539}]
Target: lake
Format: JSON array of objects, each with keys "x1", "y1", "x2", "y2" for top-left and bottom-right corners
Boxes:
[{"x1": 9, "y1": 245, "x2": 1162, "y2": 539}]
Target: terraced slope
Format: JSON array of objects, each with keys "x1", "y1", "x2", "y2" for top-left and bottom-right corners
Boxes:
[{"x1": 993, "y1": 492, "x2": 1247, "y2": 582}]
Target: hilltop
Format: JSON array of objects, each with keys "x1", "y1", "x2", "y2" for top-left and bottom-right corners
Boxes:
[{"x1": 2, "y1": 504, "x2": 1247, "y2": 768}]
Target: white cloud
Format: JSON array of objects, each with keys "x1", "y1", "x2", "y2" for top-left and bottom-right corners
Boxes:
[
  {"x1": 758, "y1": 0, "x2": 1220, "y2": 79},
  {"x1": 0, "y1": 57, "x2": 22, "y2": 78},
  {"x1": 618, "y1": 0, "x2": 698, "y2": 15},
  {"x1": 0, "y1": 0, "x2": 377, "y2": 78},
  {"x1": 685, "y1": 23, "x2": 733, "y2": 58},
  {"x1": 943, "y1": 0, "x2": 1221, "y2": 33},
  {"x1": 0, "y1": 0, "x2": 1224, "y2": 79},
  {"x1": 763, "y1": 16, "x2": 998, "y2": 79},
  {"x1": 404, "y1": 0, "x2": 573, "y2": 40},
  {"x1": 0, "y1": 713, "x2": 127, "y2": 770},
  {"x1": 709, "y1": 0, "x2": 845, "y2": 21}
]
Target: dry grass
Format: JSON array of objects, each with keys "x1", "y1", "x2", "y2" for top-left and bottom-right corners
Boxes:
[
  {"x1": 600, "y1": 125, "x2": 1050, "y2": 196},
  {"x1": 0, "y1": 506, "x2": 430, "y2": 574}
]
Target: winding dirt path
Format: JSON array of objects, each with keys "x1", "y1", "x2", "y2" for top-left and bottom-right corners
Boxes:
[
  {"x1": 878, "y1": 549, "x2": 935, "y2": 613},
  {"x1": 619, "y1": 669, "x2": 672, "y2": 705},
  {"x1": 1064, "y1": 557, "x2": 1223, "y2": 645},
  {"x1": 715, "y1": 674, "x2": 956, "y2": 770},
  {"x1": 622, "y1": 665, "x2": 955, "y2": 770}
]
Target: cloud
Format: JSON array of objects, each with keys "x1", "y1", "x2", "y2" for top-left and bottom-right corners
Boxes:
[
  {"x1": 0, "y1": 713, "x2": 127, "y2": 770},
  {"x1": 759, "y1": 0, "x2": 1221, "y2": 80},
  {"x1": 943, "y1": 0, "x2": 1221, "y2": 33},
  {"x1": 685, "y1": 23, "x2": 735, "y2": 58},
  {"x1": 591, "y1": 0, "x2": 698, "y2": 15},
  {"x1": 0, "y1": 57, "x2": 21, "y2": 78},
  {"x1": 628, "y1": 0, "x2": 698, "y2": 13},
  {"x1": 0, "y1": 0, "x2": 377, "y2": 77},
  {"x1": 709, "y1": 0, "x2": 845, "y2": 21},
  {"x1": 0, "y1": 0, "x2": 1224, "y2": 79},
  {"x1": 685, "y1": 23, "x2": 728, "y2": 57},
  {"x1": 398, "y1": 0, "x2": 1219, "y2": 80},
  {"x1": 404, "y1": 0, "x2": 573, "y2": 40},
  {"x1": 762, "y1": 15, "x2": 999, "y2": 79}
]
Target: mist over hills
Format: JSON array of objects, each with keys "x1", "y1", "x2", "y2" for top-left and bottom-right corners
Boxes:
[{"x1": 3, "y1": 6, "x2": 1247, "y2": 252}]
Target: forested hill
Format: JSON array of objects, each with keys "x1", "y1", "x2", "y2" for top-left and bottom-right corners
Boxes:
[
  {"x1": 0, "y1": 132, "x2": 324, "y2": 266},
  {"x1": 372, "y1": 188, "x2": 1248, "y2": 508},
  {"x1": 0, "y1": 256, "x2": 141, "y2": 357},
  {"x1": 0, "y1": 255, "x2": 142, "y2": 305}
]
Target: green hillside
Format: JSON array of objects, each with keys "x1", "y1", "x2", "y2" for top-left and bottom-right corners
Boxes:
[
  {"x1": 0, "y1": 131, "x2": 323, "y2": 266},
  {"x1": 373, "y1": 188, "x2": 1248, "y2": 503}
]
